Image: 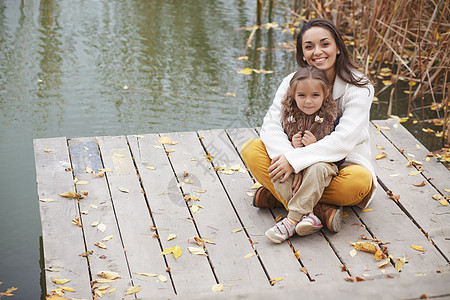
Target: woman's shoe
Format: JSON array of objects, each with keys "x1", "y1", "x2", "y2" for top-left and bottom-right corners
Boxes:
[
  {"x1": 252, "y1": 186, "x2": 284, "y2": 208},
  {"x1": 313, "y1": 203, "x2": 342, "y2": 232}
]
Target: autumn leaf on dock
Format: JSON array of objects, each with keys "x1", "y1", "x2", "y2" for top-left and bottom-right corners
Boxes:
[
  {"x1": 375, "y1": 152, "x2": 387, "y2": 160},
  {"x1": 212, "y1": 283, "x2": 224, "y2": 292},
  {"x1": 350, "y1": 242, "x2": 378, "y2": 254},
  {"x1": 157, "y1": 136, "x2": 178, "y2": 145},
  {"x1": 97, "y1": 271, "x2": 121, "y2": 280},
  {"x1": 410, "y1": 245, "x2": 426, "y2": 252},
  {"x1": 161, "y1": 245, "x2": 182, "y2": 259},
  {"x1": 188, "y1": 246, "x2": 207, "y2": 256},
  {"x1": 71, "y1": 217, "x2": 82, "y2": 227},
  {"x1": 51, "y1": 275, "x2": 70, "y2": 285},
  {"x1": 125, "y1": 285, "x2": 142, "y2": 295},
  {"x1": 59, "y1": 191, "x2": 84, "y2": 199}
]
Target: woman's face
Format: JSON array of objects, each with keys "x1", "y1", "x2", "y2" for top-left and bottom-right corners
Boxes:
[
  {"x1": 301, "y1": 27, "x2": 340, "y2": 76},
  {"x1": 294, "y1": 79, "x2": 328, "y2": 115}
]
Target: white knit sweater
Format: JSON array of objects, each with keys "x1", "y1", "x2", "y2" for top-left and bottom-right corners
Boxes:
[{"x1": 260, "y1": 71, "x2": 377, "y2": 207}]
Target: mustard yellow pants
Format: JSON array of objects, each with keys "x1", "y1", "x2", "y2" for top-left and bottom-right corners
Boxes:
[{"x1": 241, "y1": 138, "x2": 373, "y2": 209}]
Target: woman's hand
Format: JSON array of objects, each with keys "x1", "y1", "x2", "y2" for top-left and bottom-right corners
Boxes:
[
  {"x1": 292, "y1": 171, "x2": 303, "y2": 195},
  {"x1": 301, "y1": 130, "x2": 317, "y2": 146},
  {"x1": 291, "y1": 132, "x2": 303, "y2": 148},
  {"x1": 268, "y1": 154, "x2": 294, "y2": 183}
]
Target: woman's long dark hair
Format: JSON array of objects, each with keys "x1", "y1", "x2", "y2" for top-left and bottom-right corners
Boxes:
[{"x1": 296, "y1": 18, "x2": 370, "y2": 87}]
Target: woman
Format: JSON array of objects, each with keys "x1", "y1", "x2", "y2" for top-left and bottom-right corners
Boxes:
[{"x1": 241, "y1": 18, "x2": 376, "y2": 235}]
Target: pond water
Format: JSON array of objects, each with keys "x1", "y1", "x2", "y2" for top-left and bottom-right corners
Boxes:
[{"x1": 0, "y1": 0, "x2": 442, "y2": 298}]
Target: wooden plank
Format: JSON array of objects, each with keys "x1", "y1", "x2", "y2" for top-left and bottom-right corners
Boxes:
[
  {"x1": 96, "y1": 136, "x2": 174, "y2": 297},
  {"x1": 199, "y1": 129, "x2": 310, "y2": 286},
  {"x1": 127, "y1": 134, "x2": 217, "y2": 295},
  {"x1": 373, "y1": 119, "x2": 450, "y2": 197},
  {"x1": 68, "y1": 138, "x2": 132, "y2": 297},
  {"x1": 368, "y1": 124, "x2": 450, "y2": 260},
  {"x1": 162, "y1": 131, "x2": 269, "y2": 290},
  {"x1": 192, "y1": 271, "x2": 450, "y2": 299},
  {"x1": 33, "y1": 137, "x2": 91, "y2": 298}
]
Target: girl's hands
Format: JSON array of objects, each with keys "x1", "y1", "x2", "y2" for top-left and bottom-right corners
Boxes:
[
  {"x1": 301, "y1": 130, "x2": 317, "y2": 146},
  {"x1": 291, "y1": 132, "x2": 303, "y2": 148},
  {"x1": 268, "y1": 154, "x2": 294, "y2": 183},
  {"x1": 292, "y1": 171, "x2": 303, "y2": 195}
]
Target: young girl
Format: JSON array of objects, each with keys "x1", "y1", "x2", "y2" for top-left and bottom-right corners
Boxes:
[
  {"x1": 241, "y1": 18, "x2": 376, "y2": 243},
  {"x1": 265, "y1": 66, "x2": 341, "y2": 243}
]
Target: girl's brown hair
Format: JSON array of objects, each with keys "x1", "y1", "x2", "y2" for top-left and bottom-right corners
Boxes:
[
  {"x1": 281, "y1": 66, "x2": 337, "y2": 141},
  {"x1": 296, "y1": 18, "x2": 369, "y2": 87},
  {"x1": 286, "y1": 65, "x2": 330, "y2": 102}
]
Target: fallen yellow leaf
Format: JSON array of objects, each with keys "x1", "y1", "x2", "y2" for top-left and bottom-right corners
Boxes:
[
  {"x1": 212, "y1": 283, "x2": 224, "y2": 292},
  {"x1": 432, "y1": 194, "x2": 443, "y2": 200},
  {"x1": 349, "y1": 249, "x2": 357, "y2": 257},
  {"x1": 158, "y1": 136, "x2": 178, "y2": 145},
  {"x1": 376, "y1": 145, "x2": 385, "y2": 150},
  {"x1": 243, "y1": 252, "x2": 255, "y2": 259},
  {"x1": 158, "y1": 275, "x2": 168, "y2": 282},
  {"x1": 188, "y1": 247, "x2": 207, "y2": 256},
  {"x1": 161, "y1": 245, "x2": 182, "y2": 259},
  {"x1": 97, "y1": 285, "x2": 111, "y2": 291},
  {"x1": 167, "y1": 234, "x2": 177, "y2": 241},
  {"x1": 377, "y1": 258, "x2": 390, "y2": 268},
  {"x1": 270, "y1": 277, "x2": 284, "y2": 284},
  {"x1": 95, "y1": 242, "x2": 107, "y2": 249},
  {"x1": 0, "y1": 287, "x2": 18, "y2": 296},
  {"x1": 97, "y1": 223, "x2": 107, "y2": 232},
  {"x1": 118, "y1": 187, "x2": 129, "y2": 193},
  {"x1": 238, "y1": 67, "x2": 253, "y2": 75},
  {"x1": 374, "y1": 249, "x2": 386, "y2": 261},
  {"x1": 51, "y1": 275, "x2": 70, "y2": 285},
  {"x1": 190, "y1": 204, "x2": 200, "y2": 213},
  {"x1": 411, "y1": 245, "x2": 426, "y2": 252},
  {"x1": 395, "y1": 257, "x2": 406, "y2": 272},
  {"x1": 375, "y1": 152, "x2": 387, "y2": 160},
  {"x1": 59, "y1": 286, "x2": 75, "y2": 292},
  {"x1": 75, "y1": 180, "x2": 89, "y2": 185},
  {"x1": 408, "y1": 170, "x2": 422, "y2": 176},
  {"x1": 362, "y1": 208, "x2": 373, "y2": 212},
  {"x1": 102, "y1": 235, "x2": 114, "y2": 242},
  {"x1": 124, "y1": 285, "x2": 141, "y2": 295},
  {"x1": 251, "y1": 182, "x2": 263, "y2": 189},
  {"x1": 59, "y1": 191, "x2": 83, "y2": 199},
  {"x1": 71, "y1": 218, "x2": 82, "y2": 227},
  {"x1": 39, "y1": 198, "x2": 57, "y2": 203},
  {"x1": 97, "y1": 271, "x2": 121, "y2": 280},
  {"x1": 439, "y1": 199, "x2": 448, "y2": 206},
  {"x1": 352, "y1": 242, "x2": 378, "y2": 254},
  {"x1": 135, "y1": 272, "x2": 157, "y2": 277}
]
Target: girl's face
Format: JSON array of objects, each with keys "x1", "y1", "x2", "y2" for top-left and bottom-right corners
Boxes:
[
  {"x1": 301, "y1": 27, "x2": 340, "y2": 76},
  {"x1": 294, "y1": 79, "x2": 328, "y2": 115}
]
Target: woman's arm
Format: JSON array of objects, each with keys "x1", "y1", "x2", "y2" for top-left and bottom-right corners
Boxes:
[
  {"x1": 260, "y1": 73, "x2": 295, "y2": 158},
  {"x1": 285, "y1": 83, "x2": 374, "y2": 173}
]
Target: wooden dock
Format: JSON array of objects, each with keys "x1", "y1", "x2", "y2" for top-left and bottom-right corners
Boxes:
[{"x1": 34, "y1": 119, "x2": 450, "y2": 299}]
